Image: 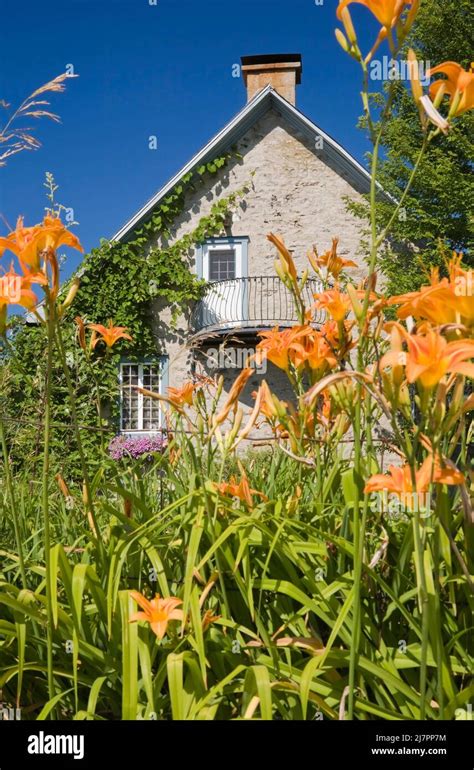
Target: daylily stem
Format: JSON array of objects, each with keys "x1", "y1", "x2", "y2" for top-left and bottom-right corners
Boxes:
[
  {"x1": 376, "y1": 135, "x2": 430, "y2": 247},
  {"x1": 412, "y1": 508, "x2": 429, "y2": 719},
  {"x1": 348, "y1": 87, "x2": 383, "y2": 721},
  {"x1": 0, "y1": 418, "x2": 27, "y2": 588},
  {"x1": 348, "y1": 58, "x2": 405, "y2": 720},
  {"x1": 54, "y1": 322, "x2": 103, "y2": 555},
  {"x1": 42, "y1": 296, "x2": 55, "y2": 709}
]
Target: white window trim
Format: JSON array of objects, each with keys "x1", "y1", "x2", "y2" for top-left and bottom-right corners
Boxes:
[
  {"x1": 196, "y1": 236, "x2": 249, "y2": 281},
  {"x1": 203, "y1": 242, "x2": 243, "y2": 282},
  {"x1": 119, "y1": 359, "x2": 168, "y2": 434}
]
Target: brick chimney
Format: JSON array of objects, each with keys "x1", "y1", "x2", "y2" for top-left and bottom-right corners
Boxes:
[{"x1": 241, "y1": 54, "x2": 302, "y2": 106}]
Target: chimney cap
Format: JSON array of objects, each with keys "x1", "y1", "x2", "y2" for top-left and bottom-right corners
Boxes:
[{"x1": 240, "y1": 53, "x2": 303, "y2": 85}]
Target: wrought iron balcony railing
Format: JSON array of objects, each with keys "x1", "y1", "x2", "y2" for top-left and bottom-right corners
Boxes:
[{"x1": 190, "y1": 275, "x2": 326, "y2": 335}]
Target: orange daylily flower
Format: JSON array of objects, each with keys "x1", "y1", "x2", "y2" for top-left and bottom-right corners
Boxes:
[
  {"x1": 313, "y1": 287, "x2": 351, "y2": 322},
  {"x1": 202, "y1": 610, "x2": 221, "y2": 632},
  {"x1": 365, "y1": 455, "x2": 464, "y2": 508},
  {"x1": 256, "y1": 326, "x2": 313, "y2": 372},
  {"x1": 444, "y1": 258, "x2": 474, "y2": 327},
  {"x1": 139, "y1": 379, "x2": 211, "y2": 413},
  {"x1": 0, "y1": 264, "x2": 40, "y2": 311},
  {"x1": 0, "y1": 215, "x2": 83, "y2": 272},
  {"x1": 293, "y1": 329, "x2": 338, "y2": 374},
  {"x1": 87, "y1": 320, "x2": 132, "y2": 349},
  {"x1": 429, "y1": 62, "x2": 474, "y2": 117},
  {"x1": 215, "y1": 470, "x2": 268, "y2": 508},
  {"x1": 308, "y1": 238, "x2": 357, "y2": 279},
  {"x1": 380, "y1": 324, "x2": 474, "y2": 389},
  {"x1": 389, "y1": 256, "x2": 474, "y2": 328},
  {"x1": 448, "y1": 252, "x2": 469, "y2": 282},
  {"x1": 129, "y1": 591, "x2": 183, "y2": 640},
  {"x1": 0, "y1": 265, "x2": 43, "y2": 334},
  {"x1": 389, "y1": 279, "x2": 457, "y2": 326},
  {"x1": 167, "y1": 382, "x2": 197, "y2": 408},
  {"x1": 337, "y1": 0, "x2": 414, "y2": 30}
]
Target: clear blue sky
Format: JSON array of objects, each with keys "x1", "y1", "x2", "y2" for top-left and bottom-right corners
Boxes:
[{"x1": 1, "y1": 0, "x2": 382, "y2": 281}]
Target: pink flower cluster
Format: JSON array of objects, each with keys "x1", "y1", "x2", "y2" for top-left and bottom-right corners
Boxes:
[{"x1": 108, "y1": 433, "x2": 167, "y2": 461}]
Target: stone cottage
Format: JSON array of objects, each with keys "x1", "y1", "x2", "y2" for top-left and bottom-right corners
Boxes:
[{"x1": 112, "y1": 54, "x2": 371, "y2": 437}]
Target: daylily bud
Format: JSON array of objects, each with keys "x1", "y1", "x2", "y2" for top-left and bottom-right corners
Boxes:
[
  {"x1": 0, "y1": 305, "x2": 6, "y2": 337},
  {"x1": 274, "y1": 260, "x2": 287, "y2": 284},
  {"x1": 432, "y1": 81, "x2": 446, "y2": 110},
  {"x1": 62, "y1": 277, "x2": 80, "y2": 311},
  {"x1": 404, "y1": 0, "x2": 420, "y2": 35},
  {"x1": 334, "y1": 413, "x2": 351, "y2": 441},
  {"x1": 462, "y1": 393, "x2": 474, "y2": 415},
  {"x1": 286, "y1": 485, "x2": 302, "y2": 516},
  {"x1": 226, "y1": 407, "x2": 244, "y2": 447},
  {"x1": 451, "y1": 377, "x2": 464, "y2": 414},
  {"x1": 307, "y1": 247, "x2": 320, "y2": 275},
  {"x1": 74, "y1": 316, "x2": 87, "y2": 352},
  {"x1": 274, "y1": 395, "x2": 288, "y2": 421},
  {"x1": 335, "y1": 28, "x2": 350, "y2": 53},
  {"x1": 346, "y1": 283, "x2": 363, "y2": 321},
  {"x1": 340, "y1": 7, "x2": 357, "y2": 46},
  {"x1": 300, "y1": 268, "x2": 309, "y2": 288},
  {"x1": 444, "y1": 377, "x2": 465, "y2": 430},
  {"x1": 399, "y1": 384, "x2": 411, "y2": 412},
  {"x1": 447, "y1": 90, "x2": 463, "y2": 120},
  {"x1": 56, "y1": 473, "x2": 74, "y2": 510},
  {"x1": 56, "y1": 473, "x2": 70, "y2": 498},
  {"x1": 433, "y1": 394, "x2": 446, "y2": 427},
  {"x1": 374, "y1": 313, "x2": 384, "y2": 342},
  {"x1": 196, "y1": 413, "x2": 204, "y2": 434},
  {"x1": 408, "y1": 49, "x2": 423, "y2": 103}
]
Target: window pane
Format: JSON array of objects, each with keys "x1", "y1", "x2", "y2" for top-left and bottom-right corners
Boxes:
[
  {"x1": 121, "y1": 363, "x2": 163, "y2": 432},
  {"x1": 122, "y1": 393, "x2": 139, "y2": 430},
  {"x1": 209, "y1": 248, "x2": 236, "y2": 281},
  {"x1": 121, "y1": 365, "x2": 140, "y2": 430},
  {"x1": 143, "y1": 364, "x2": 162, "y2": 429}
]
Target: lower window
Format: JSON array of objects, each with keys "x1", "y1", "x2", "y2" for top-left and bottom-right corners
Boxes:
[{"x1": 119, "y1": 359, "x2": 168, "y2": 432}]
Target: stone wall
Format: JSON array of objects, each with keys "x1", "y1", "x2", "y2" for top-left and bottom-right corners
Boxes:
[{"x1": 147, "y1": 105, "x2": 368, "y2": 444}]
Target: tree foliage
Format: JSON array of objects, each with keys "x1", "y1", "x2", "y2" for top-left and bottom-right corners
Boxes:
[{"x1": 352, "y1": 0, "x2": 473, "y2": 294}]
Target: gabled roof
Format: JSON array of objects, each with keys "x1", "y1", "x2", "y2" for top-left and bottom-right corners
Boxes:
[
  {"x1": 113, "y1": 85, "x2": 372, "y2": 243},
  {"x1": 25, "y1": 88, "x2": 372, "y2": 326}
]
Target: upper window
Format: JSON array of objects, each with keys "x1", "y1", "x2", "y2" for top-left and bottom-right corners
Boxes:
[
  {"x1": 209, "y1": 248, "x2": 236, "y2": 281},
  {"x1": 199, "y1": 237, "x2": 248, "y2": 283},
  {"x1": 120, "y1": 359, "x2": 168, "y2": 432}
]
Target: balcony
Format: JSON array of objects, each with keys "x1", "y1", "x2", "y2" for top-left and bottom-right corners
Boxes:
[{"x1": 190, "y1": 275, "x2": 325, "y2": 337}]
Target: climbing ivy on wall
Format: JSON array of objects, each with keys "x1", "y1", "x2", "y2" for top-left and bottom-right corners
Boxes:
[
  {"x1": 74, "y1": 155, "x2": 247, "y2": 353},
  {"x1": 2, "y1": 155, "x2": 249, "y2": 477}
]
